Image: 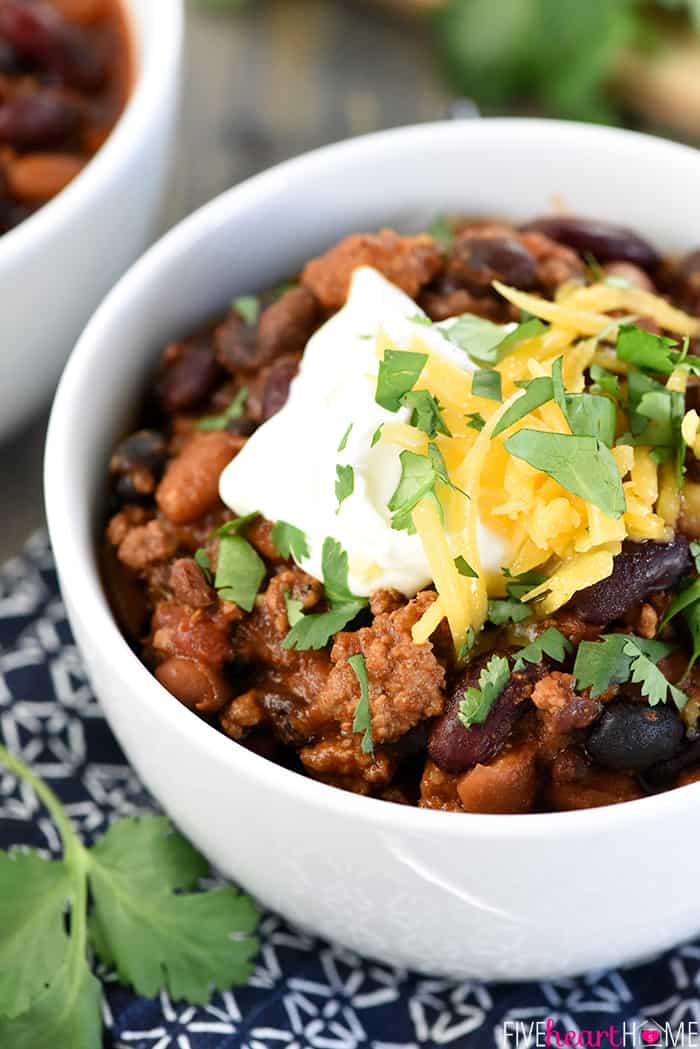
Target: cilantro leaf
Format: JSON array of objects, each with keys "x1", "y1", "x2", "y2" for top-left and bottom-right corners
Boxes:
[
  {"x1": 683, "y1": 599, "x2": 700, "y2": 679},
  {"x1": 513, "y1": 627, "x2": 572, "y2": 672},
  {"x1": 563, "y1": 392, "x2": 616, "y2": 446},
  {"x1": 659, "y1": 578, "x2": 700, "y2": 630},
  {"x1": 282, "y1": 538, "x2": 368, "y2": 651},
  {"x1": 426, "y1": 214, "x2": 455, "y2": 246},
  {"x1": 215, "y1": 534, "x2": 265, "y2": 611},
  {"x1": 505, "y1": 429, "x2": 626, "y2": 518},
  {"x1": 573, "y1": 633, "x2": 674, "y2": 698},
  {"x1": 623, "y1": 640, "x2": 687, "y2": 710},
  {"x1": 444, "y1": 313, "x2": 509, "y2": 365},
  {"x1": 0, "y1": 852, "x2": 72, "y2": 1018},
  {"x1": 472, "y1": 367, "x2": 502, "y2": 402},
  {"x1": 458, "y1": 655, "x2": 510, "y2": 729},
  {"x1": 388, "y1": 449, "x2": 440, "y2": 533},
  {"x1": 616, "y1": 324, "x2": 678, "y2": 375},
  {"x1": 465, "y1": 411, "x2": 485, "y2": 432},
  {"x1": 375, "y1": 349, "x2": 427, "y2": 411},
  {"x1": 494, "y1": 317, "x2": 547, "y2": 354},
  {"x1": 271, "y1": 520, "x2": 310, "y2": 562},
  {"x1": 348, "y1": 653, "x2": 373, "y2": 756},
  {"x1": 284, "y1": 590, "x2": 304, "y2": 627},
  {"x1": 487, "y1": 598, "x2": 530, "y2": 625},
  {"x1": 454, "y1": 555, "x2": 478, "y2": 578},
  {"x1": 335, "y1": 464, "x2": 354, "y2": 512},
  {"x1": 194, "y1": 548, "x2": 213, "y2": 581},
  {"x1": 457, "y1": 626, "x2": 476, "y2": 663},
  {"x1": 402, "y1": 389, "x2": 451, "y2": 437},
  {"x1": 503, "y1": 567, "x2": 548, "y2": 601},
  {"x1": 88, "y1": 816, "x2": 258, "y2": 1002},
  {"x1": 216, "y1": 511, "x2": 259, "y2": 537},
  {"x1": 590, "y1": 363, "x2": 621, "y2": 400},
  {"x1": 691, "y1": 540, "x2": 700, "y2": 574},
  {"x1": 337, "y1": 423, "x2": 352, "y2": 452},
  {"x1": 492, "y1": 375, "x2": 553, "y2": 437},
  {"x1": 232, "y1": 295, "x2": 260, "y2": 326},
  {"x1": 0, "y1": 947, "x2": 102, "y2": 1049},
  {"x1": 370, "y1": 424, "x2": 384, "y2": 447},
  {"x1": 196, "y1": 387, "x2": 248, "y2": 431}
]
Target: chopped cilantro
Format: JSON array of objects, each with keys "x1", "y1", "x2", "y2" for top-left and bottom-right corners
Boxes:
[
  {"x1": 335, "y1": 464, "x2": 354, "y2": 512},
  {"x1": 573, "y1": 633, "x2": 674, "y2": 699},
  {"x1": 402, "y1": 389, "x2": 451, "y2": 437},
  {"x1": 337, "y1": 423, "x2": 353, "y2": 452},
  {"x1": 624, "y1": 640, "x2": 687, "y2": 710},
  {"x1": 370, "y1": 423, "x2": 384, "y2": 447},
  {"x1": 428, "y1": 442, "x2": 468, "y2": 497},
  {"x1": 283, "y1": 590, "x2": 304, "y2": 627},
  {"x1": 563, "y1": 392, "x2": 616, "y2": 446},
  {"x1": 196, "y1": 387, "x2": 248, "y2": 431},
  {"x1": 216, "y1": 512, "x2": 259, "y2": 537},
  {"x1": 616, "y1": 325, "x2": 679, "y2": 375},
  {"x1": 513, "y1": 627, "x2": 572, "y2": 672},
  {"x1": 444, "y1": 314, "x2": 510, "y2": 365},
  {"x1": 472, "y1": 368, "x2": 502, "y2": 402},
  {"x1": 458, "y1": 655, "x2": 510, "y2": 729},
  {"x1": 465, "y1": 411, "x2": 485, "y2": 432},
  {"x1": 683, "y1": 600, "x2": 700, "y2": 680},
  {"x1": 487, "y1": 598, "x2": 530, "y2": 625},
  {"x1": 454, "y1": 556, "x2": 478, "y2": 578},
  {"x1": 194, "y1": 548, "x2": 212, "y2": 582},
  {"x1": 375, "y1": 349, "x2": 428, "y2": 411},
  {"x1": 410, "y1": 312, "x2": 433, "y2": 326},
  {"x1": 659, "y1": 578, "x2": 700, "y2": 630},
  {"x1": 457, "y1": 626, "x2": 476, "y2": 663},
  {"x1": 505, "y1": 429, "x2": 626, "y2": 518},
  {"x1": 492, "y1": 375, "x2": 553, "y2": 437},
  {"x1": 590, "y1": 363, "x2": 622, "y2": 400},
  {"x1": 232, "y1": 295, "x2": 260, "y2": 326},
  {"x1": 503, "y1": 567, "x2": 548, "y2": 601},
  {"x1": 215, "y1": 534, "x2": 265, "y2": 611},
  {"x1": 348, "y1": 653, "x2": 374, "y2": 756},
  {"x1": 388, "y1": 450, "x2": 441, "y2": 533},
  {"x1": 271, "y1": 520, "x2": 310, "y2": 562},
  {"x1": 690, "y1": 540, "x2": 700, "y2": 574},
  {"x1": 282, "y1": 538, "x2": 368, "y2": 651},
  {"x1": 426, "y1": 214, "x2": 455, "y2": 246},
  {"x1": 494, "y1": 317, "x2": 547, "y2": 354}
]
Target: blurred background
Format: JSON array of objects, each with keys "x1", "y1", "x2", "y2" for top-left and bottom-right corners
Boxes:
[{"x1": 3, "y1": 0, "x2": 700, "y2": 561}]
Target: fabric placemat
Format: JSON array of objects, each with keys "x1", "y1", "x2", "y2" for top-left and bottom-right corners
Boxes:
[{"x1": 1, "y1": 531, "x2": 697, "y2": 1049}]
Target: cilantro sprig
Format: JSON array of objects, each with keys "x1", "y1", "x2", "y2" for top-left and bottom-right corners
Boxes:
[
  {"x1": 0, "y1": 744, "x2": 258, "y2": 1048},
  {"x1": 348, "y1": 653, "x2": 374, "y2": 756},
  {"x1": 458, "y1": 655, "x2": 510, "y2": 729},
  {"x1": 572, "y1": 633, "x2": 685, "y2": 708},
  {"x1": 388, "y1": 444, "x2": 468, "y2": 533},
  {"x1": 282, "y1": 538, "x2": 368, "y2": 651},
  {"x1": 196, "y1": 387, "x2": 248, "y2": 431}
]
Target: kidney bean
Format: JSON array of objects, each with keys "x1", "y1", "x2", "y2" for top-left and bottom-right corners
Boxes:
[
  {"x1": 567, "y1": 536, "x2": 691, "y2": 626},
  {"x1": 428, "y1": 654, "x2": 540, "y2": 774},
  {"x1": 214, "y1": 311, "x2": 262, "y2": 373},
  {"x1": 586, "y1": 701, "x2": 684, "y2": 772},
  {"x1": 521, "y1": 216, "x2": 659, "y2": 270},
  {"x1": 157, "y1": 342, "x2": 221, "y2": 413},
  {"x1": 456, "y1": 739, "x2": 537, "y2": 813},
  {"x1": 0, "y1": 1, "x2": 105, "y2": 90},
  {"x1": 0, "y1": 92, "x2": 80, "y2": 148},
  {"x1": 155, "y1": 656, "x2": 233, "y2": 715},
  {"x1": 261, "y1": 353, "x2": 300, "y2": 420},
  {"x1": 169, "y1": 557, "x2": 215, "y2": 609},
  {"x1": 449, "y1": 233, "x2": 538, "y2": 290},
  {"x1": 110, "y1": 429, "x2": 168, "y2": 501},
  {"x1": 257, "y1": 286, "x2": 318, "y2": 360},
  {"x1": 6, "y1": 151, "x2": 84, "y2": 202},
  {"x1": 0, "y1": 40, "x2": 23, "y2": 75}
]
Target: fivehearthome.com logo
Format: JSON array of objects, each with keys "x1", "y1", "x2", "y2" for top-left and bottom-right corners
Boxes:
[{"x1": 501, "y1": 1017, "x2": 700, "y2": 1047}]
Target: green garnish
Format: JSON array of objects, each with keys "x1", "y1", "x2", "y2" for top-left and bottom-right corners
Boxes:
[
  {"x1": 402, "y1": 389, "x2": 451, "y2": 437},
  {"x1": 487, "y1": 598, "x2": 530, "y2": 625},
  {"x1": 454, "y1": 555, "x2": 478, "y2": 578},
  {"x1": 271, "y1": 520, "x2": 310, "y2": 562},
  {"x1": 505, "y1": 429, "x2": 626, "y2": 518},
  {"x1": 503, "y1": 567, "x2": 547, "y2": 601},
  {"x1": 682, "y1": 600, "x2": 700, "y2": 680},
  {"x1": 194, "y1": 548, "x2": 213, "y2": 581},
  {"x1": 370, "y1": 424, "x2": 384, "y2": 447},
  {"x1": 616, "y1": 325, "x2": 680, "y2": 376},
  {"x1": 375, "y1": 349, "x2": 428, "y2": 411},
  {"x1": 492, "y1": 375, "x2": 553, "y2": 437},
  {"x1": 494, "y1": 317, "x2": 547, "y2": 354},
  {"x1": 624, "y1": 640, "x2": 687, "y2": 710},
  {"x1": 457, "y1": 655, "x2": 510, "y2": 729},
  {"x1": 196, "y1": 387, "x2": 248, "y2": 431},
  {"x1": 232, "y1": 295, "x2": 260, "y2": 326},
  {"x1": 283, "y1": 590, "x2": 304, "y2": 627},
  {"x1": 465, "y1": 411, "x2": 485, "y2": 432},
  {"x1": 426, "y1": 214, "x2": 455, "y2": 246},
  {"x1": 690, "y1": 540, "x2": 700, "y2": 574},
  {"x1": 348, "y1": 653, "x2": 374, "y2": 756},
  {"x1": 337, "y1": 423, "x2": 353, "y2": 452},
  {"x1": 282, "y1": 538, "x2": 368, "y2": 651},
  {"x1": 388, "y1": 444, "x2": 467, "y2": 533},
  {"x1": 410, "y1": 312, "x2": 433, "y2": 326},
  {"x1": 335, "y1": 464, "x2": 354, "y2": 512},
  {"x1": 472, "y1": 368, "x2": 502, "y2": 402},
  {"x1": 0, "y1": 745, "x2": 258, "y2": 1048},
  {"x1": 444, "y1": 314, "x2": 510, "y2": 365},
  {"x1": 513, "y1": 627, "x2": 572, "y2": 672},
  {"x1": 590, "y1": 363, "x2": 622, "y2": 400},
  {"x1": 659, "y1": 578, "x2": 700, "y2": 631},
  {"x1": 457, "y1": 626, "x2": 476, "y2": 663},
  {"x1": 214, "y1": 534, "x2": 265, "y2": 611},
  {"x1": 216, "y1": 511, "x2": 259, "y2": 537},
  {"x1": 573, "y1": 634, "x2": 676, "y2": 700}
]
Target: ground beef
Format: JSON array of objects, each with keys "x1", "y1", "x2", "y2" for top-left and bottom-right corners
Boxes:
[
  {"x1": 301, "y1": 229, "x2": 443, "y2": 310},
  {"x1": 532, "y1": 672, "x2": 602, "y2": 759},
  {"x1": 299, "y1": 734, "x2": 398, "y2": 795}
]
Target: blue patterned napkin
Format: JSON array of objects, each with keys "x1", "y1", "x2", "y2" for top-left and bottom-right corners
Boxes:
[{"x1": 1, "y1": 532, "x2": 699, "y2": 1049}]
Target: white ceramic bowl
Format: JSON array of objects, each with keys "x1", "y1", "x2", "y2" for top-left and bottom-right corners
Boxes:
[
  {"x1": 0, "y1": 0, "x2": 183, "y2": 441},
  {"x1": 45, "y1": 120, "x2": 700, "y2": 981}
]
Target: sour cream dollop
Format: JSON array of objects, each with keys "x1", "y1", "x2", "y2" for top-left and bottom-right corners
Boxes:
[{"x1": 219, "y1": 266, "x2": 507, "y2": 596}]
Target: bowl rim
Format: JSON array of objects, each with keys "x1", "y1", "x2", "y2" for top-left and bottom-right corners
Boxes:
[
  {"x1": 45, "y1": 116, "x2": 700, "y2": 840},
  {"x1": 0, "y1": 0, "x2": 184, "y2": 266}
]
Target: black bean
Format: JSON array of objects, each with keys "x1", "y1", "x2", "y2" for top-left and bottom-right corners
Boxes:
[
  {"x1": 157, "y1": 344, "x2": 221, "y2": 413},
  {"x1": 641, "y1": 737, "x2": 700, "y2": 791},
  {"x1": 521, "y1": 216, "x2": 659, "y2": 270},
  {"x1": 449, "y1": 234, "x2": 538, "y2": 290},
  {"x1": 567, "y1": 537, "x2": 691, "y2": 626},
  {"x1": 0, "y1": 1, "x2": 105, "y2": 90},
  {"x1": 0, "y1": 93, "x2": 80, "y2": 148},
  {"x1": 428, "y1": 654, "x2": 539, "y2": 774},
  {"x1": 110, "y1": 429, "x2": 168, "y2": 501},
  {"x1": 586, "y1": 701, "x2": 684, "y2": 772}
]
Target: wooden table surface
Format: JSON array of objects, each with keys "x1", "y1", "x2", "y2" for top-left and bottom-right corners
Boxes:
[{"x1": 0, "y1": 0, "x2": 449, "y2": 564}]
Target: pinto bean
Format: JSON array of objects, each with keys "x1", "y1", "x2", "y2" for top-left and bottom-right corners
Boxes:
[
  {"x1": 155, "y1": 656, "x2": 233, "y2": 714},
  {"x1": 157, "y1": 341, "x2": 221, "y2": 413},
  {"x1": 5, "y1": 151, "x2": 84, "y2": 202},
  {"x1": 521, "y1": 216, "x2": 659, "y2": 270},
  {"x1": 0, "y1": 93, "x2": 81, "y2": 148},
  {"x1": 428, "y1": 654, "x2": 541, "y2": 774},
  {"x1": 456, "y1": 739, "x2": 537, "y2": 814},
  {"x1": 0, "y1": 0, "x2": 105, "y2": 89},
  {"x1": 586, "y1": 702, "x2": 684, "y2": 772},
  {"x1": 156, "y1": 431, "x2": 242, "y2": 525},
  {"x1": 567, "y1": 537, "x2": 691, "y2": 626},
  {"x1": 448, "y1": 233, "x2": 538, "y2": 290}
]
